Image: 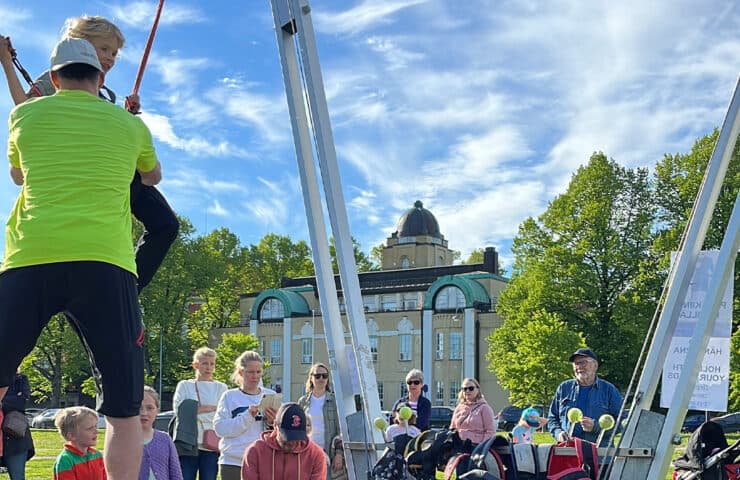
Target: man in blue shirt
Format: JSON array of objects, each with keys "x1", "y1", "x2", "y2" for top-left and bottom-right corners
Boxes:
[{"x1": 547, "y1": 348, "x2": 623, "y2": 446}]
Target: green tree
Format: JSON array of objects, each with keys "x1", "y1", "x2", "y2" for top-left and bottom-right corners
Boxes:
[
  {"x1": 329, "y1": 237, "x2": 380, "y2": 273},
  {"x1": 243, "y1": 234, "x2": 314, "y2": 290},
  {"x1": 653, "y1": 130, "x2": 740, "y2": 410},
  {"x1": 213, "y1": 332, "x2": 262, "y2": 386},
  {"x1": 497, "y1": 152, "x2": 656, "y2": 390},
  {"x1": 464, "y1": 249, "x2": 485, "y2": 264},
  {"x1": 488, "y1": 310, "x2": 585, "y2": 406}
]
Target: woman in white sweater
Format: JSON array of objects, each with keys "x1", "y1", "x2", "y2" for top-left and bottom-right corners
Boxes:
[
  {"x1": 213, "y1": 350, "x2": 277, "y2": 480},
  {"x1": 172, "y1": 347, "x2": 228, "y2": 480}
]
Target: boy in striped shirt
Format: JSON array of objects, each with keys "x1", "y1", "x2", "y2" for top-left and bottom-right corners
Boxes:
[{"x1": 53, "y1": 407, "x2": 106, "y2": 480}]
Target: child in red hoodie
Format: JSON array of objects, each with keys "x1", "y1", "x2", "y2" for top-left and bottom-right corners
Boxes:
[{"x1": 241, "y1": 403, "x2": 326, "y2": 480}]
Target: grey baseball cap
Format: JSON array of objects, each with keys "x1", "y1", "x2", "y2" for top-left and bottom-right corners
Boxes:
[{"x1": 50, "y1": 38, "x2": 102, "y2": 72}]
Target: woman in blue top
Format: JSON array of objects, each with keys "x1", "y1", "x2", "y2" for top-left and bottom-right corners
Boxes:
[{"x1": 390, "y1": 369, "x2": 431, "y2": 431}]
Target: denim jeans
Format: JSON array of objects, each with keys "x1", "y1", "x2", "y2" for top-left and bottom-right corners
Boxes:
[
  {"x1": 179, "y1": 450, "x2": 219, "y2": 480},
  {"x1": 3, "y1": 451, "x2": 28, "y2": 480}
]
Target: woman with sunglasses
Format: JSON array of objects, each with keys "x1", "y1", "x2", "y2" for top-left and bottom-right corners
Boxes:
[
  {"x1": 390, "y1": 369, "x2": 431, "y2": 431},
  {"x1": 450, "y1": 378, "x2": 496, "y2": 445},
  {"x1": 297, "y1": 363, "x2": 345, "y2": 479}
]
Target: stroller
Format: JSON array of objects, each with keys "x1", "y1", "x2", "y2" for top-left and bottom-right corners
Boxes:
[{"x1": 673, "y1": 421, "x2": 740, "y2": 480}]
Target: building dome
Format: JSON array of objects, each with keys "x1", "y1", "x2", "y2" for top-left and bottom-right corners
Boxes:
[{"x1": 395, "y1": 200, "x2": 442, "y2": 238}]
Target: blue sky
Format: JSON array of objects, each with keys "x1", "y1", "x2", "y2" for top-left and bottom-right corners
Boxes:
[{"x1": 1, "y1": 1, "x2": 739, "y2": 269}]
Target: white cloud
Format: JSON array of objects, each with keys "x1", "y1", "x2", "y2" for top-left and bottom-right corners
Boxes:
[
  {"x1": 207, "y1": 199, "x2": 229, "y2": 217},
  {"x1": 110, "y1": 2, "x2": 207, "y2": 29},
  {"x1": 313, "y1": 0, "x2": 429, "y2": 35}
]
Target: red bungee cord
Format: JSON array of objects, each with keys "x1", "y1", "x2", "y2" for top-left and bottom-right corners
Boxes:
[
  {"x1": 125, "y1": 0, "x2": 165, "y2": 114},
  {"x1": 5, "y1": 37, "x2": 43, "y2": 98}
]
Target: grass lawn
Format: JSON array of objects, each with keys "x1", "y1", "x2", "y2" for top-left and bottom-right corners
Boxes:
[{"x1": 4, "y1": 429, "x2": 738, "y2": 479}]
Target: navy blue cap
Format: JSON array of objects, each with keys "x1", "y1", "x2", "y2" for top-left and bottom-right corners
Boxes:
[
  {"x1": 276, "y1": 402, "x2": 308, "y2": 441},
  {"x1": 569, "y1": 348, "x2": 598, "y2": 363}
]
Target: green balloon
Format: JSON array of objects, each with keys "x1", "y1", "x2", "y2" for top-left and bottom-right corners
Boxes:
[
  {"x1": 599, "y1": 414, "x2": 615, "y2": 430},
  {"x1": 567, "y1": 408, "x2": 583, "y2": 423},
  {"x1": 399, "y1": 406, "x2": 413, "y2": 420},
  {"x1": 374, "y1": 417, "x2": 388, "y2": 430}
]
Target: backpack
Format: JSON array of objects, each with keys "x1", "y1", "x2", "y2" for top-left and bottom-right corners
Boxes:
[
  {"x1": 546, "y1": 438, "x2": 598, "y2": 480},
  {"x1": 514, "y1": 443, "x2": 551, "y2": 480},
  {"x1": 373, "y1": 448, "x2": 407, "y2": 479}
]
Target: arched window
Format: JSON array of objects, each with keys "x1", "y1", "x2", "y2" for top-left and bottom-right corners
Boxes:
[
  {"x1": 260, "y1": 298, "x2": 284, "y2": 320},
  {"x1": 400, "y1": 256, "x2": 411, "y2": 269},
  {"x1": 434, "y1": 286, "x2": 465, "y2": 311}
]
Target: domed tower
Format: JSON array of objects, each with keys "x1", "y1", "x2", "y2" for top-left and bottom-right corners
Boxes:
[{"x1": 381, "y1": 200, "x2": 455, "y2": 270}]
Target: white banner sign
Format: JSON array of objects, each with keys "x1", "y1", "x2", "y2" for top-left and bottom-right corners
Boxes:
[{"x1": 660, "y1": 251, "x2": 732, "y2": 411}]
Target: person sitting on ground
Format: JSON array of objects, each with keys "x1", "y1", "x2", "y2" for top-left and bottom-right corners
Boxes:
[
  {"x1": 53, "y1": 406, "x2": 106, "y2": 480},
  {"x1": 139, "y1": 386, "x2": 183, "y2": 480},
  {"x1": 547, "y1": 348, "x2": 623, "y2": 446},
  {"x1": 241, "y1": 403, "x2": 327, "y2": 480},
  {"x1": 511, "y1": 407, "x2": 543, "y2": 444}
]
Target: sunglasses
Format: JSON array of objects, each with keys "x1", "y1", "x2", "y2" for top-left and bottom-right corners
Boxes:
[
  {"x1": 406, "y1": 380, "x2": 422, "y2": 385},
  {"x1": 461, "y1": 386, "x2": 477, "y2": 392},
  {"x1": 312, "y1": 373, "x2": 329, "y2": 379}
]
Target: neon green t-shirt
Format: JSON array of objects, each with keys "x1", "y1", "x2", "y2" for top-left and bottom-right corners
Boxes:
[{"x1": 4, "y1": 89, "x2": 158, "y2": 274}]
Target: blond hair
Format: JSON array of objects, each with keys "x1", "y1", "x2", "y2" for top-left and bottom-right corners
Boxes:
[
  {"x1": 63, "y1": 15, "x2": 125, "y2": 48},
  {"x1": 304, "y1": 363, "x2": 332, "y2": 394},
  {"x1": 143, "y1": 385, "x2": 160, "y2": 408},
  {"x1": 193, "y1": 347, "x2": 217, "y2": 363},
  {"x1": 54, "y1": 406, "x2": 98, "y2": 439},
  {"x1": 457, "y1": 377, "x2": 484, "y2": 404},
  {"x1": 231, "y1": 350, "x2": 263, "y2": 386}
]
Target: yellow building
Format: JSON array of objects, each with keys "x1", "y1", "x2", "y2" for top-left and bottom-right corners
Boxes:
[{"x1": 212, "y1": 201, "x2": 510, "y2": 412}]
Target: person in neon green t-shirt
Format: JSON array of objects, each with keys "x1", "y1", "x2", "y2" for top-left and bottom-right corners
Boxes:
[{"x1": 0, "y1": 37, "x2": 161, "y2": 480}]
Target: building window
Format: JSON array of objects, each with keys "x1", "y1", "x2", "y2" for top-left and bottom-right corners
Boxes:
[
  {"x1": 402, "y1": 293, "x2": 418, "y2": 310},
  {"x1": 449, "y1": 380, "x2": 460, "y2": 406},
  {"x1": 370, "y1": 335, "x2": 378, "y2": 362},
  {"x1": 435, "y1": 381, "x2": 445, "y2": 406},
  {"x1": 435, "y1": 332, "x2": 444, "y2": 360},
  {"x1": 301, "y1": 338, "x2": 313, "y2": 364},
  {"x1": 363, "y1": 295, "x2": 377, "y2": 313},
  {"x1": 449, "y1": 332, "x2": 462, "y2": 360},
  {"x1": 399, "y1": 381, "x2": 408, "y2": 399},
  {"x1": 434, "y1": 286, "x2": 465, "y2": 311},
  {"x1": 270, "y1": 339, "x2": 282, "y2": 364},
  {"x1": 399, "y1": 334, "x2": 412, "y2": 361},
  {"x1": 260, "y1": 298, "x2": 284, "y2": 320},
  {"x1": 260, "y1": 340, "x2": 267, "y2": 358},
  {"x1": 382, "y1": 294, "x2": 397, "y2": 312},
  {"x1": 400, "y1": 256, "x2": 411, "y2": 269},
  {"x1": 338, "y1": 298, "x2": 346, "y2": 313},
  {"x1": 377, "y1": 382, "x2": 384, "y2": 408}
]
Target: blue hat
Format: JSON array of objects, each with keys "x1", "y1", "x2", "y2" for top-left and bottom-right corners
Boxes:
[
  {"x1": 521, "y1": 407, "x2": 541, "y2": 427},
  {"x1": 569, "y1": 348, "x2": 598, "y2": 363}
]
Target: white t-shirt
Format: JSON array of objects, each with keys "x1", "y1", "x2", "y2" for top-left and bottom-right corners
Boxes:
[
  {"x1": 173, "y1": 379, "x2": 228, "y2": 451},
  {"x1": 307, "y1": 393, "x2": 326, "y2": 451},
  {"x1": 213, "y1": 386, "x2": 277, "y2": 466}
]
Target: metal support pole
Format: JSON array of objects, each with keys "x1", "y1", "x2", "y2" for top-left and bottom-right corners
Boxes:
[{"x1": 269, "y1": 1, "x2": 385, "y2": 477}]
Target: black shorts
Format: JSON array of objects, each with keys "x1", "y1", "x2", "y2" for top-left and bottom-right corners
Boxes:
[{"x1": 0, "y1": 261, "x2": 144, "y2": 417}]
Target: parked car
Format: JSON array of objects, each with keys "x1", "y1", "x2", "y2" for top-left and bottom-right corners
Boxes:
[
  {"x1": 682, "y1": 412, "x2": 709, "y2": 433},
  {"x1": 31, "y1": 408, "x2": 61, "y2": 429},
  {"x1": 496, "y1": 405, "x2": 545, "y2": 432},
  {"x1": 154, "y1": 410, "x2": 174, "y2": 432},
  {"x1": 711, "y1": 412, "x2": 740, "y2": 434},
  {"x1": 429, "y1": 406, "x2": 454, "y2": 429}
]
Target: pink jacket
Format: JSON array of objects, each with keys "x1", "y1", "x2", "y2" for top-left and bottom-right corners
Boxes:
[
  {"x1": 450, "y1": 399, "x2": 496, "y2": 444},
  {"x1": 242, "y1": 431, "x2": 327, "y2": 480}
]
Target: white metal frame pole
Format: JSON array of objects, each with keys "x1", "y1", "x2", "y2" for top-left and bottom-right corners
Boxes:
[
  {"x1": 611, "y1": 77, "x2": 740, "y2": 478},
  {"x1": 286, "y1": 0, "x2": 385, "y2": 450},
  {"x1": 269, "y1": 1, "x2": 358, "y2": 474}
]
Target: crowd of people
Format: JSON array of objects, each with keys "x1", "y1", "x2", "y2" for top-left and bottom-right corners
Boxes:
[{"x1": 0, "y1": 8, "x2": 627, "y2": 480}]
